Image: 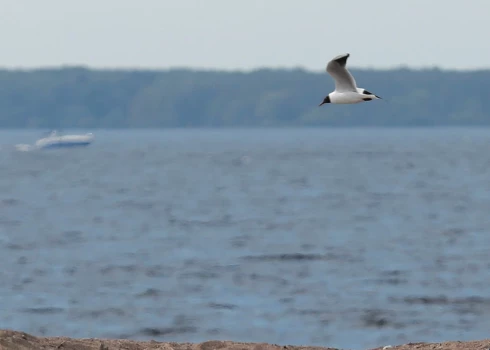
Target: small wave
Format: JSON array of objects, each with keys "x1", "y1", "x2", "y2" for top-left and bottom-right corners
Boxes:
[
  {"x1": 391, "y1": 295, "x2": 490, "y2": 306},
  {"x1": 137, "y1": 288, "x2": 162, "y2": 298},
  {"x1": 21, "y1": 307, "x2": 64, "y2": 315},
  {"x1": 241, "y1": 252, "x2": 355, "y2": 262},
  {"x1": 139, "y1": 326, "x2": 197, "y2": 337},
  {"x1": 208, "y1": 302, "x2": 237, "y2": 310},
  {"x1": 361, "y1": 309, "x2": 398, "y2": 328}
]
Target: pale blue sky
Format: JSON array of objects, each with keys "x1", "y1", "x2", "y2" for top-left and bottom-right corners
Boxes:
[{"x1": 0, "y1": 0, "x2": 489, "y2": 71}]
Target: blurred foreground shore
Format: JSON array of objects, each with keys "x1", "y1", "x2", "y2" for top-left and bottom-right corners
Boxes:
[{"x1": 0, "y1": 330, "x2": 488, "y2": 350}]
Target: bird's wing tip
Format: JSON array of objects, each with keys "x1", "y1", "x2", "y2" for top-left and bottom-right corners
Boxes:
[
  {"x1": 326, "y1": 53, "x2": 351, "y2": 69},
  {"x1": 325, "y1": 53, "x2": 352, "y2": 73},
  {"x1": 334, "y1": 53, "x2": 349, "y2": 59}
]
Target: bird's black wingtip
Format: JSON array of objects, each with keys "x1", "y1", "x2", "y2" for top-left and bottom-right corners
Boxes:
[{"x1": 332, "y1": 53, "x2": 350, "y2": 66}]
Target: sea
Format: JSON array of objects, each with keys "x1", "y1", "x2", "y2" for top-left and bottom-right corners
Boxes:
[{"x1": 1, "y1": 128, "x2": 489, "y2": 350}]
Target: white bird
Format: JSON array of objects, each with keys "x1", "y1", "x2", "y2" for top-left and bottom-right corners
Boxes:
[{"x1": 319, "y1": 53, "x2": 382, "y2": 106}]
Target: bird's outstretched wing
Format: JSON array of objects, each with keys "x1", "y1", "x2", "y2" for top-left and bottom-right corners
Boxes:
[{"x1": 326, "y1": 53, "x2": 358, "y2": 92}]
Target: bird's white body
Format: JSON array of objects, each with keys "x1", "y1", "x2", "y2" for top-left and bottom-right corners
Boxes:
[
  {"x1": 329, "y1": 88, "x2": 380, "y2": 104},
  {"x1": 319, "y1": 53, "x2": 381, "y2": 106}
]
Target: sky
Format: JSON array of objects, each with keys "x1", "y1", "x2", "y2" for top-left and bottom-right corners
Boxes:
[{"x1": 0, "y1": 0, "x2": 489, "y2": 72}]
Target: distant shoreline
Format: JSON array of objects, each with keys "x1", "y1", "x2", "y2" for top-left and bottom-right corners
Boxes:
[
  {"x1": 0, "y1": 330, "x2": 488, "y2": 350},
  {"x1": 1, "y1": 67, "x2": 490, "y2": 128}
]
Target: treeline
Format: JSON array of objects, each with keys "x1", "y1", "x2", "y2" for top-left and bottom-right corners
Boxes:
[{"x1": 0, "y1": 66, "x2": 489, "y2": 128}]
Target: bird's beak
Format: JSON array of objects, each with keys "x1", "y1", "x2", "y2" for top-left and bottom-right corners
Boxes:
[{"x1": 319, "y1": 101, "x2": 325, "y2": 106}]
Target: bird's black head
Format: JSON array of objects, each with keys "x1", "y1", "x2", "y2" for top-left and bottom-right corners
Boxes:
[{"x1": 319, "y1": 95, "x2": 331, "y2": 106}]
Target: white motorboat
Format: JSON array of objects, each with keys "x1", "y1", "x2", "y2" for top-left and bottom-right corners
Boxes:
[{"x1": 34, "y1": 131, "x2": 95, "y2": 149}]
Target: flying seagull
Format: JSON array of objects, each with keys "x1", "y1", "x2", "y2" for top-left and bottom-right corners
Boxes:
[{"x1": 319, "y1": 53, "x2": 382, "y2": 106}]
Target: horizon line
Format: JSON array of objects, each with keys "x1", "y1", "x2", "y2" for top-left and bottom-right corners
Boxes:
[{"x1": 0, "y1": 63, "x2": 489, "y2": 73}]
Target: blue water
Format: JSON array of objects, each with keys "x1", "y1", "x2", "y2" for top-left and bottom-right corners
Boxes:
[{"x1": 1, "y1": 128, "x2": 490, "y2": 350}]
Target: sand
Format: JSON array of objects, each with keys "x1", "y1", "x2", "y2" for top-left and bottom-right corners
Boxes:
[{"x1": 0, "y1": 330, "x2": 489, "y2": 350}]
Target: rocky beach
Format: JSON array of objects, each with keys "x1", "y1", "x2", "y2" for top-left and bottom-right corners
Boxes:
[{"x1": 1, "y1": 330, "x2": 489, "y2": 350}]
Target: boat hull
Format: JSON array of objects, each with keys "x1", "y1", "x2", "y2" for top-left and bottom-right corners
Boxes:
[
  {"x1": 39, "y1": 141, "x2": 92, "y2": 149},
  {"x1": 35, "y1": 133, "x2": 94, "y2": 150}
]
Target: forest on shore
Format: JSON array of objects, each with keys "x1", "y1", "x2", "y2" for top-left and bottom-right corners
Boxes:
[{"x1": 0, "y1": 66, "x2": 488, "y2": 128}]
